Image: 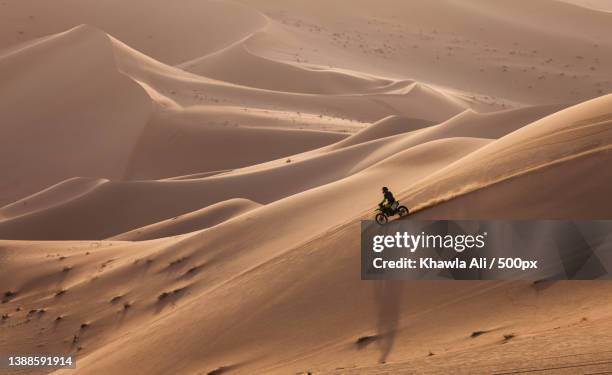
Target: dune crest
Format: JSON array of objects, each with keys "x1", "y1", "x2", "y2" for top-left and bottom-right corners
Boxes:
[{"x1": 110, "y1": 198, "x2": 262, "y2": 241}]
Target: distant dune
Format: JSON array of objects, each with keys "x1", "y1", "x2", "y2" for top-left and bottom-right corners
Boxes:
[
  {"x1": 109, "y1": 198, "x2": 262, "y2": 241},
  {"x1": 562, "y1": 0, "x2": 612, "y2": 12},
  {"x1": 1, "y1": 1, "x2": 612, "y2": 374}
]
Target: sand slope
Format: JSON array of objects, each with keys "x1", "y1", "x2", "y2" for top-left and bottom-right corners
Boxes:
[
  {"x1": 1, "y1": 2, "x2": 612, "y2": 374},
  {"x1": 181, "y1": 41, "x2": 396, "y2": 95},
  {"x1": 1, "y1": 94, "x2": 611, "y2": 374},
  {"x1": 110, "y1": 198, "x2": 262, "y2": 241},
  {"x1": 2, "y1": 101, "x2": 553, "y2": 240},
  {"x1": 400, "y1": 94, "x2": 612, "y2": 217},
  {"x1": 50, "y1": 95, "x2": 611, "y2": 375}
]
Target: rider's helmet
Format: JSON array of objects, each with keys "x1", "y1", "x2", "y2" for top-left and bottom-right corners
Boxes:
[{"x1": 382, "y1": 186, "x2": 388, "y2": 192}]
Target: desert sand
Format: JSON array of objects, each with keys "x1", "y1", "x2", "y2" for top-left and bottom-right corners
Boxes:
[{"x1": 1, "y1": 1, "x2": 612, "y2": 374}]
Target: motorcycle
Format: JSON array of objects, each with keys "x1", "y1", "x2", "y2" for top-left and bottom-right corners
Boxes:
[{"x1": 375, "y1": 201, "x2": 409, "y2": 225}]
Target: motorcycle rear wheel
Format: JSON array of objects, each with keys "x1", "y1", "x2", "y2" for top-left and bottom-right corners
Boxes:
[
  {"x1": 375, "y1": 213, "x2": 388, "y2": 225},
  {"x1": 398, "y1": 206, "x2": 409, "y2": 217}
]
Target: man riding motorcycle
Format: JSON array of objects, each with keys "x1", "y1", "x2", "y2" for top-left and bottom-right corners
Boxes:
[
  {"x1": 379, "y1": 186, "x2": 398, "y2": 213},
  {"x1": 375, "y1": 187, "x2": 409, "y2": 224}
]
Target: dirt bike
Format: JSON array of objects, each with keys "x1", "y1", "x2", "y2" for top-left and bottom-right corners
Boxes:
[{"x1": 375, "y1": 202, "x2": 409, "y2": 225}]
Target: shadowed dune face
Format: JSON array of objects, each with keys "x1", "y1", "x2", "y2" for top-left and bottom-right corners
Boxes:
[
  {"x1": 0, "y1": 26, "x2": 152, "y2": 205},
  {"x1": 0, "y1": 0, "x2": 269, "y2": 64},
  {"x1": 1, "y1": 1, "x2": 612, "y2": 374},
  {"x1": 180, "y1": 42, "x2": 398, "y2": 95},
  {"x1": 120, "y1": 111, "x2": 348, "y2": 181}
]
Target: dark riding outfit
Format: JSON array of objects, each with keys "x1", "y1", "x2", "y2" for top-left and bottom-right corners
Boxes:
[{"x1": 380, "y1": 187, "x2": 397, "y2": 211}]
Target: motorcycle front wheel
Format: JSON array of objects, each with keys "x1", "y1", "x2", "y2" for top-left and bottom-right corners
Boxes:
[{"x1": 375, "y1": 213, "x2": 388, "y2": 225}]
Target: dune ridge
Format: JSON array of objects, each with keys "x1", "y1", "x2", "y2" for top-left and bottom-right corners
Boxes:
[
  {"x1": 109, "y1": 198, "x2": 262, "y2": 241},
  {"x1": 396, "y1": 94, "x2": 612, "y2": 217}
]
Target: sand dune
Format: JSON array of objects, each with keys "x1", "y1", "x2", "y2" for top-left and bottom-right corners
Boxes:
[
  {"x1": 400, "y1": 94, "x2": 612, "y2": 216},
  {"x1": 181, "y1": 41, "x2": 396, "y2": 95},
  {"x1": 1, "y1": 1, "x2": 612, "y2": 374},
  {"x1": 1, "y1": 137, "x2": 491, "y2": 375},
  {"x1": 6, "y1": 92, "x2": 610, "y2": 373},
  {"x1": 2, "y1": 94, "x2": 610, "y2": 372},
  {"x1": 0, "y1": 25, "x2": 358, "y2": 203},
  {"x1": 332, "y1": 116, "x2": 435, "y2": 148},
  {"x1": 0, "y1": 137, "x2": 486, "y2": 240},
  {"x1": 0, "y1": 25, "x2": 151, "y2": 205},
  {"x1": 110, "y1": 198, "x2": 262, "y2": 241},
  {"x1": 0, "y1": 178, "x2": 108, "y2": 221},
  {"x1": 331, "y1": 104, "x2": 564, "y2": 152},
  {"x1": 238, "y1": 0, "x2": 612, "y2": 105},
  {"x1": 44, "y1": 95, "x2": 611, "y2": 375},
  {"x1": 111, "y1": 31, "x2": 472, "y2": 124},
  {"x1": 0, "y1": 100, "x2": 579, "y2": 241},
  {"x1": 413, "y1": 148, "x2": 612, "y2": 220},
  {"x1": 0, "y1": 19, "x2": 489, "y2": 203},
  {"x1": 3, "y1": 0, "x2": 611, "y2": 105},
  {"x1": 0, "y1": 0, "x2": 268, "y2": 64},
  {"x1": 2, "y1": 101, "x2": 549, "y2": 240},
  {"x1": 13, "y1": 0, "x2": 597, "y2": 201},
  {"x1": 181, "y1": 40, "x2": 477, "y2": 119},
  {"x1": 121, "y1": 110, "x2": 348, "y2": 181}
]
